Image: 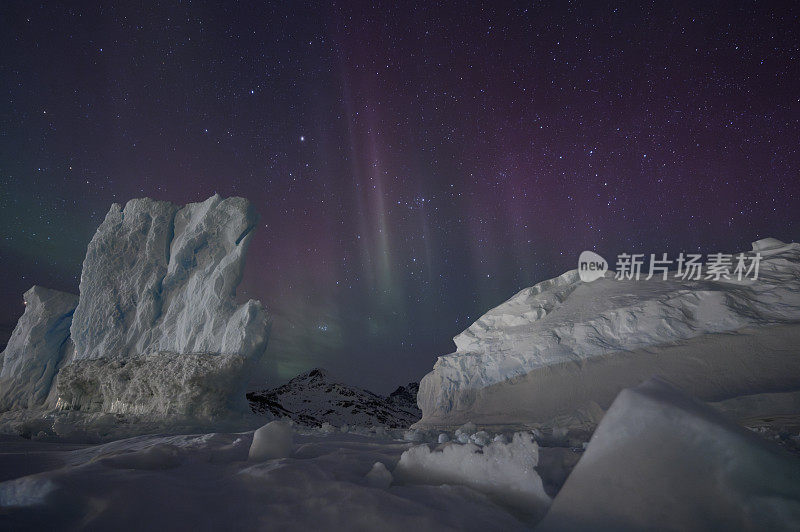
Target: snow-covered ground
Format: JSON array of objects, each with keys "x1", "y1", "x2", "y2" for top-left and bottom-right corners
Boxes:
[
  {"x1": 0, "y1": 424, "x2": 561, "y2": 531},
  {"x1": 3, "y1": 378, "x2": 799, "y2": 530}
]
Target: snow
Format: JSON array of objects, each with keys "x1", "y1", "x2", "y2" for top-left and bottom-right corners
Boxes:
[
  {"x1": 403, "y1": 429, "x2": 425, "y2": 442},
  {"x1": 493, "y1": 433, "x2": 508, "y2": 444},
  {"x1": 319, "y1": 422, "x2": 337, "y2": 433},
  {"x1": 249, "y1": 420, "x2": 294, "y2": 461},
  {"x1": 752, "y1": 237, "x2": 787, "y2": 252},
  {"x1": 469, "y1": 431, "x2": 492, "y2": 446},
  {"x1": 416, "y1": 238, "x2": 800, "y2": 429},
  {"x1": 0, "y1": 476, "x2": 56, "y2": 507},
  {"x1": 455, "y1": 421, "x2": 477, "y2": 443},
  {"x1": 0, "y1": 431, "x2": 533, "y2": 531},
  {"x1": 538, "y1": 377, "x2": 800, "y2": 531},
  {"x1": 395, "y1": 431, "x2": 551, "y2": 521},
  {"x1": 365, "y1": 461, "x2": 393, "y2": 488},
  {"x1": 0, "y1": 287, "x2": 77, "y2": 411},
  {"x1": 2, "y1": 335, "x2": 798, "y2": 530}
]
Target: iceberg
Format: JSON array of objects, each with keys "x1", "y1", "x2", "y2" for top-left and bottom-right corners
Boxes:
[
  {"x1": 0, "y1": 287, "x2": 78, "y2": 411},
  {"x1": 70, "y1": 194, "x2": 267, "y2": 361},
  {"x1": 538, "y1": 378, "x2": 800, "y2": 531},
  {"x1": 248, "y1": 420, "x2": 294, "y2": 461},
  {"x1": 415, "y1": 238, "x2": 800, "y2": 428},
  {"x1": 0, "y1": 195, "x2": 270, "y2": 434},
  {"x1": 59, "y1": 194, "x2": 270, "y2": 422},
  {"x1": 395, "y1": 431, "x2": 551, "y2": 521}
]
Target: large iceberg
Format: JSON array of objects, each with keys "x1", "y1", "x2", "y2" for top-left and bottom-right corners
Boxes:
[
  {"x1": 54, "y1": 194, "x2": 270, "y2": 420},
  {"x1": 0, "y1": 195, "x2": 270, "y2": 434},
  {"x1": 415, "y1": 238, "x2": 800, "y2": 428},
  {"x1": 0, "y1": 287, "x2": 78, "y2": 411},
  {"x1": 538, "y1": 378, "x2": 800, "y2": 530},
  {"x1": 70, "y1": 194, "x2": 266, "y2": 361}
]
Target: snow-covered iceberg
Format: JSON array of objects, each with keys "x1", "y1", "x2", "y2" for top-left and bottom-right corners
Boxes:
[
  {"x1": 395, "y1": 431, "x2": 551, "y2": 521},
  {"x1": 538, "y1": 378, "x2": 800, "y2": 531},
  {"x1": 0, "y1": 195, "x2": 270, "y2": 435},
  {"x1": 70, "y1": 194, "x2": 267, "y2": 361},
  {"x1": 415, "y1": 238, "x2": 800, "y2": 428},
  {"x1": 0, "y1": 287, "x2": 78, "y2": 411},
  {"x1": 54, "y1": 194, "x2": 270, "y2": 421}
]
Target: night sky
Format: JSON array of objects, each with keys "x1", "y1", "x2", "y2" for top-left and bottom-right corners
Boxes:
[{"x1": 1, "y1": 1, "x2": 798, "y2": 393}]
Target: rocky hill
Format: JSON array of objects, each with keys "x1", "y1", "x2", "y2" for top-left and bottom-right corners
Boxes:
[{"x1": 247, "y1": 369, "x2": 420, "y2": 428}]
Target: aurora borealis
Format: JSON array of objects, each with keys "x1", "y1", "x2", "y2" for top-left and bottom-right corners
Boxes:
[{"x1": 1, "y1": 1, "x2": 799, "y2": 392}]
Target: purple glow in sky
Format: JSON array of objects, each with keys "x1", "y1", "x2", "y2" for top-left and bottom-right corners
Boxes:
[{"x1": 1, "y1": 1, "x2": 798, "y2": 391}]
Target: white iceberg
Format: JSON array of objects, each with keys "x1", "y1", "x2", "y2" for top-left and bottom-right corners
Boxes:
[
  {"x1": 538, "y1": 378, "x2": 800, "y2": 531},
  {"x1": 248, "y1": 420, "x2": 294, "y2": 461},
  {"x1": 0, "y1": 287, "x2": 78, "y2": 411},
  {"x1": 0, "y1": 195, "x2": 271, "y2": 435},
  {"x1": 415, "y1": 238, "x2": 800, "y2": 428},
  {"x1": 394, "y1": 431, "x2": 551, "y2": 519},
  {"x1": 365, "y1": 461, "x2": 393, "y2": 488},
  {"x1": 55, "y1": 194, "x2": 270, "y2": 420},
  {"x1": 70, "y1": 194, "x2": 268, "y2": 362}
]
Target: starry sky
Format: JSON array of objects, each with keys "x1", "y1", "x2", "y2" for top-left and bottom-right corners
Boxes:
[{"x1": 1, "y1": 1, "x2": 798, "y2": 393}]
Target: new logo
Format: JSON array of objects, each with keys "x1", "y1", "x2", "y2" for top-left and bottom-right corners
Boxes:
[{"x1": 578, "y1": 251, "x2": 608, "y2": 282}]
